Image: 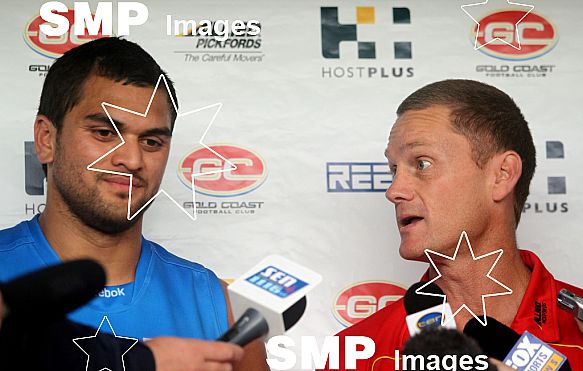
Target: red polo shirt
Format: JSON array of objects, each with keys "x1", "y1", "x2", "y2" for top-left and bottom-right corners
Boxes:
[{"x1": 321, "y1": 250, "x2": 583, "y2": 371}]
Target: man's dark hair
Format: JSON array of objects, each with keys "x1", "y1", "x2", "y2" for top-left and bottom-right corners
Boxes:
[
  {"x1": 37, "y1": 37, "x2": 178, "y2": 176},
  {"x1": 403, "y1": 328, "x2": 497, "y2": 371},
  {"x1": 38, "y1": 37, "x2": 178, "y2": 132},
  {"x1": 396, "y1": 79, "x2": 536, "y2": 225}
]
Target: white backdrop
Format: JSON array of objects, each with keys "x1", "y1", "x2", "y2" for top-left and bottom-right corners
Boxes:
[{"x1": 0, "y1": 0, "x2": 582, "y2": 362}]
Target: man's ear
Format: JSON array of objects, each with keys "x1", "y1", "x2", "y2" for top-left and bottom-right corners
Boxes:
[
  {"x1": 492, "y1": 150, "x2": 522, "y2": 202},
  {"x1": 34, "y1": 115, "x2": 57, "y2": 168}
]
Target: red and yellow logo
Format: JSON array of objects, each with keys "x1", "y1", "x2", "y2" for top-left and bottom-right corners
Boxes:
[
  {"x1": 473, "y1": 10, "x2": 557, "y2": 60},
  {"x1": 179, "y1": 144, "x2": 267, "y2": 197},
  {"x1": 333, "y1": 281, "x2": 406, "y2": 327},
  {"x1": 24, "y1": 10, "x2": 107, "y2": 59}
]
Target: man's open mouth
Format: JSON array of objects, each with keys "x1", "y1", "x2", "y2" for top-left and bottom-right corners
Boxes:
[{"x1": 399, "y1": 216, "x2": 424, "y2": 228}]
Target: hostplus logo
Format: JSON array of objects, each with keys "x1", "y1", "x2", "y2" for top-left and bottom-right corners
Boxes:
[
  {"x1": 523, "y1": 141, "x2": 568, "y2": 214},
  {"x1": 320, "y1": 5, "x2": 414, "y2": 79},
  {"x1": 24, "y1": 141, "x2": 46, "y2": 215}
]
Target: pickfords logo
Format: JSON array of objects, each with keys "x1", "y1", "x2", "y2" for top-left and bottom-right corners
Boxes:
[
  {"x1": 473, "y1": 10, "x2": 558, "y2": 61},
  {"x1": 333, "y1": 281, "x2": 406, "y2": 327},
  {"x1": 24, "y1": 10, "x2": 107, "y2": 59},
  {"x1": 178, "y1": 144, "x2": 267, "y2": 197},
  {"x1": 173, "y1": 19, "x2": 264, "y2": 63}
]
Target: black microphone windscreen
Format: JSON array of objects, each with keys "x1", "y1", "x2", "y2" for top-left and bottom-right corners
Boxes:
[
  {"x1": 463, "y1": 316, "x2": 519, "y2": 361},
  {"x1": 283, "y1": 296, "x2": 306, "y2": 331},
  {"x1": 0, "y1": 259, "x2": 106, "y2": 323},
  {"x1": 404, "y1": 281, "x2": 444, "y2": 315},
  {"x1": 217, "y1": 308, "x2": 269, "y2": 346}
]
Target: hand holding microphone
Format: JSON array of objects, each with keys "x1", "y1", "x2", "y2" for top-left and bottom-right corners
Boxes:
[
  {"x1": 218, "y1": 307, "x2": 270, "y2": 346},
  {"x1": 146, "y1": 337, "x2": 243, "y2": 371}
]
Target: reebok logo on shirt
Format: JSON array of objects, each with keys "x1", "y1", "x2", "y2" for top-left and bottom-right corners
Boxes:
[{"x1": 98, "y1": 287, "x2": 126, "y2": 298}]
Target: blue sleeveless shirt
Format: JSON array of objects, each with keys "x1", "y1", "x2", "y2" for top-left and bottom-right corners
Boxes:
[{"x1": 0, "y1": 215, "x2": 228, "y2": 341}]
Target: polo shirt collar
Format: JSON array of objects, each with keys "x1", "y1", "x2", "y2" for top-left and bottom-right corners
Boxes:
[
  {"x1": 511, "y1": 250, "x2": 560, "y2": 343},
  {"x1": 419, "y1": 249, "x2": 560, "y2": 342}
]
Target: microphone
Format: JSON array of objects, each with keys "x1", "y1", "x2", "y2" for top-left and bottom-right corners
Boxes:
[
  {"x1": 218, "y1": 308, "x2": 269, "y2": 346},
  {"x1": 404, "y1": 281, "x2": 456, "y2": 336},
  {"x1": 464, "y1": 316, "x2": 571, "y2": 370},
  {"x1": 404, "y1": 281, "x2": 444, "y2": 314},
  {"x1": 0, "y1": 259, "x2": 106, "y2": 324},
  {"x1": 463, "y1": 316, "x2": 518, "y2": 361},
  {"x1": 218, "y1": 255, "x2": 321, "y2": 346}
]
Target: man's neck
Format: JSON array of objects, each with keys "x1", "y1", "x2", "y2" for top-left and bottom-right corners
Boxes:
[
  {"x1": 427, "y1": 231, "x2": 532, "y2": 329},
  {"x1": 38, "y1": 203, "x2": 143, "y2": 286}
]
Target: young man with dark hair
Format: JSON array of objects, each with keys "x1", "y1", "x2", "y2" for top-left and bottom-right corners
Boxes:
[
  {"x1": 0, "y1": 37, "x2": 267, "y2": 370},
  {"x1": 321, "y1": 79, "x2": 583, "y2": 370}
]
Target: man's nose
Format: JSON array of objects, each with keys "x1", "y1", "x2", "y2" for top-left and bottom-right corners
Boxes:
[
  {"x1": 109, "y1": 138, "x2": 144, "y2": 172},
  {"x1": 385, "y1": 171, "x2": 414, "y2": 204}
]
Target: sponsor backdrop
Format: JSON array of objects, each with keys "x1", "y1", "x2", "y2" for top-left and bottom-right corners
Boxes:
[{"x1": 1, "y1": 0, "x2": 581, "y2": 363}]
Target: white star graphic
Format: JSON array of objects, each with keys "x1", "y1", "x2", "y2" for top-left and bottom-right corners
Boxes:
[
  {"x1": 72, "y1": 316, "x2": 138, "y2": 371},
  {"x1": 86, "y1": 74, "x2": 236, "y2": 221},
  {"x1": 461, "y1": 0, "x2": 534, "y2": 50},
  {"x1": 416, "y1": 231, "x2": 513, "y2": 326}
]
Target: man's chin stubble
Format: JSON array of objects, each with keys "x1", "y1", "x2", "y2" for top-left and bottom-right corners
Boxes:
[{"x1": 64, "y1": 192, "x2": 152, "y2": 235}]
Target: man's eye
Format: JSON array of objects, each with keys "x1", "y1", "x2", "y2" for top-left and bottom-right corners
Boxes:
[
  {"x1": 417, "y1": 159, "x2": 431, "y2": 170},
  {"x1": 143, "y1": 138, "x2": 162, "y2": 147},
  {"x1": 95, "y1": 129, "x2": 115, "y2": 138}
]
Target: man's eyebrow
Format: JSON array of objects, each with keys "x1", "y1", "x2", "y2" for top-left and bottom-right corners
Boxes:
[
  {"x1": 402, "y1": 141, "x2": 430, "y2": 150},
  {"x1": 85, "y1": 113, "x2": 126, "y2": 130},
  {"x1": 385, "y1": 140, "x2": 430, "y2": 164},
  {"x1": 142, "y1": 127, "x2": 172, "y2": 138},
  {"x1": 85, "y1": 113, "x2": 172, "y2": 137}
]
